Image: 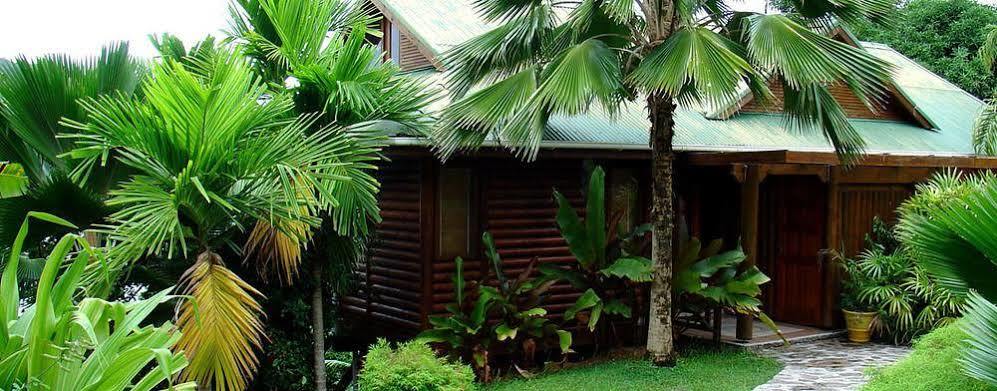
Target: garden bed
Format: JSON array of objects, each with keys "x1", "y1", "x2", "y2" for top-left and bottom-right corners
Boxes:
[{"x1": 483, "y1": 343, "x2": 781, "y2": 391}]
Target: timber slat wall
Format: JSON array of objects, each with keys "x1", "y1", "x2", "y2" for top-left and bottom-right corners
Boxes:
[
  {"x1": 342, "y1": 161, "x2": 424, "y2": 332},
  {"x1": 398, "y1": 33, "x2": 433, "y2": 71},
  {"x1": 838, "y1": 185, "x2": 912, "y2": 256},
  {"x1": 742, "y1": 80, "x2": 909, "y2": 121},
  {"x1": 429, "y1": 164, "x2": 587, "y2": 319}
]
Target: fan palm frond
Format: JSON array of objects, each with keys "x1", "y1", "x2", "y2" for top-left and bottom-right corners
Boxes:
[{"x1": 962, "y1": 292, "x2": 997, "y2": 386}]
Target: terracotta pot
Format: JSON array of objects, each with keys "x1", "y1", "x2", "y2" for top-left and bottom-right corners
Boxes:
[{"x1": 842, "y1": 309, "x2": 877, "y2": 343}]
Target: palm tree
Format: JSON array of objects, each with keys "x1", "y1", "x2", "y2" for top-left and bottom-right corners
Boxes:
[
  {"x1": 228, "y1": 0, "x2": 436, "y2": 389},
  {"x1": 432, "y1": 0, "x2": 895, "y2": 364},
  {"x1": 64, "y1": 48, "x2": 387, "y2": 391},
  {"x1": 0, "y1": 43, "x2": 144, "y2": 250},
  {"x1": 896, "y1": 171, "x2": 997, "y2": 385}
]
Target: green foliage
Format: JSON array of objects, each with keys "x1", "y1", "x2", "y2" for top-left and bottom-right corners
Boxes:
[
  {"x1": 852, "y1": 0, "x2": 997, "y2": 99},
  {"x1": 418, "y1": 233, "x2": 570, "y2": 381},
  {"x1": 0, "y1": 213, "x2": 193, "y2": 390},
  {"x1": 896, "y1": 170, "x2": 997, "y2": 384},
  {"x1": 433, "y1": 0, "x2": 897, "y2": 163},
  {"x1": 359, "y1": 340, "x2": 476, "y2": 391},
  {"x1": 863, "y1": 322, "x2": 996, "y2": 391},
  {"x1": 673, "y1": 237, "x2": 779, "y2": 335},
  {"x1": 542, "y1": 166, "x2": 651, "y2": 333},
  {"x1": 836, "y1": 217, "x2": 964, "y2": 344},
  {"x1": 483, "y1": 343, "x2": 782, "y2": 391}
]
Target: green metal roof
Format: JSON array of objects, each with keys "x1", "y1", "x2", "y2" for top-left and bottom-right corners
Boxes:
[{"x1": 378, "y1": 0, "x2": 985, "y2": 157}]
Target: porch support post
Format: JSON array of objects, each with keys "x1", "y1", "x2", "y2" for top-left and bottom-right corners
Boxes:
[
  {"x1": 736, "y1": 165, "x2": 762, "y2": 340},
  {"x1": 822, "y1": 167, "x2": 842, "y2": 328}
]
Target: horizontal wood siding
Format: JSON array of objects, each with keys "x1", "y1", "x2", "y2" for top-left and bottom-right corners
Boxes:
[
  {"x1": 342, "y1": 160, "x2": 424, "y2": 332},
  {"x1": 742, "y1": 80, "x2": 911, "y2": 121},
  {"x1": 399, "y1": 33, "x2": 433, "y2": 71}
]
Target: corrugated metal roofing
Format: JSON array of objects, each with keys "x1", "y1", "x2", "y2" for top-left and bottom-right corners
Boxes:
[{"x1": 378, "y1": 0, "x2": 985, "y2": 157}]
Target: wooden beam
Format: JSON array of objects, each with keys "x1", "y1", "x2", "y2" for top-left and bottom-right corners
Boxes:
[
  {"x1": 687, "y1": 150, "x2": 997, "y2": 169},
  {"x1": 736, "y1": 165, "x2": 762, "y2": 340}
]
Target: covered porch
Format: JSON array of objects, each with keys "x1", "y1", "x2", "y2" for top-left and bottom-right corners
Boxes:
[{"x1": 680, "y1": 150, "x2": 997, "y2": 341}]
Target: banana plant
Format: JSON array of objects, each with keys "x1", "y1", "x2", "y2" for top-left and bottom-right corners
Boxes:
[
  {"x1": 541, "y1": 166, "x2": 653, "y2": 332},
  {"x1": 418, "y1": 232, "x2": 570, "y2": 382},
  {"x1": 673, "y1": 237, "x2": 781, "y2": 337},
  {"x1": 0, "y1": 212, "x2": 194, "y2": 390}
]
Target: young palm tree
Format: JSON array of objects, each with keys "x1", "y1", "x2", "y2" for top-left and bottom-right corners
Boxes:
[
  {"x1": 64, "y1": 48, "x2": 387, "y2": 390},
  {"x1": 433, "y1": 0, "x2": 895, "y2": 364},
  {"x1": 228, "y1": 0, "x2": 436, "y2": 389}
]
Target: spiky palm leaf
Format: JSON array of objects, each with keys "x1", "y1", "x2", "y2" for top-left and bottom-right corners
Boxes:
[
  {"x1": 0, "y1": 42, "x2": 143, "y2": 185},
  {"x1": 65, "y1": 49, "x2": 380, "y2": 390},
  {"x1": 897, "y1": 171, "x2": 997, "y2": 384},
  {"x1": 229, "y1": 0, "x2": 436, "y2": 285}
]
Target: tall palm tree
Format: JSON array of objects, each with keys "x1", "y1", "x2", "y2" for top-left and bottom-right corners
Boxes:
[
  {"x1": 0, "y1": 43, "x2": 144, "y2": 250},
  {"x1": 432, "y1": 0, "x2": 895, "y2": 364},
  {"x1": 64, "y1": 48, "x2": 387, "y2": 391},
  {"x1": 228, "y1": 0, "x2": 436, "y2": 389}
]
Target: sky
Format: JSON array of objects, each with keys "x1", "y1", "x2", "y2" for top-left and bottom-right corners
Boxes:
[
  {"x1": 2, "y1": 0, "x2": 995, "y2": 60},
  {"x1": 0, "y1": 0, "x2": 232, "y2": 59}
]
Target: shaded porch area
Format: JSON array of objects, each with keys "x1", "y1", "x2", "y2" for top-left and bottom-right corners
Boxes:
[{"x1": 681, "y1": 313, "x2": 844, "y2": 348}]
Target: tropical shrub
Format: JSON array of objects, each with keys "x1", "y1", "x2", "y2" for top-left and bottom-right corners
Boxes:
[
  {"x1": 359, "y1": 340, "x2": 476, "y2": 391},
  {"x1": 896, "y1": 170, "x2": 997, "y2": 385},
  {"x1": 0, "y1": 212, "x2": 193, "y2": 390},
  {"x1": 836, "y1": 217, "x2": 964, "y2": 344},
  {"x1": 541, "y1": 166, "x2": 652, "y2": 336},
  {"x1": 418, "y1": 233, "x2": 570, "y2": 381},
  {"x1": 673, "y1": 237, "x2": 778, "y2": 333}
]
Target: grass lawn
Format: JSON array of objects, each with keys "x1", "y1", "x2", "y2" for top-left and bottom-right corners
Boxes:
[
  {"x1": 483, "y1": 343, "x2": 782, "y2": 391},
  {"x1": 864, "y1": 322, "x2": 996, "y2": 391}
]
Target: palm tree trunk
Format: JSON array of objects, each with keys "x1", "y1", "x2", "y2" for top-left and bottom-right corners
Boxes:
[
  {"x1": 646, "y1": 91, "x2": 678, "y2": 367},
  {"x1": 312, "y1": 261, "x2": 327, "y2": 391}
]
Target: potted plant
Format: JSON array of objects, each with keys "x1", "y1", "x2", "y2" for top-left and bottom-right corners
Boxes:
[{"x1": 836, "y1": 250, "x2": 880, "y2": 343}]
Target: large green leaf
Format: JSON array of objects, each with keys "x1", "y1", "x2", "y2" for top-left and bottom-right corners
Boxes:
[
  {"x1": 962, "y1": 292, "x2": 997, "y2": 386},
  {"x1": 0, "y1": 163, "x2": 27, "y2": 198},
  {"x1": 554, "y1": 190, "x2": 595, "y2": 268},
  {"x1": 585, "y1": 166, "x2": 607, "y2": 268},
  {"x1": 599, "y1": 257, "x2": 653, "y2": 282}
]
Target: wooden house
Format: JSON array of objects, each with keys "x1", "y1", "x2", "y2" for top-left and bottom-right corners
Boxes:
[{"x1": 341, "y1": 0, "x2": 997, "y2": 341}]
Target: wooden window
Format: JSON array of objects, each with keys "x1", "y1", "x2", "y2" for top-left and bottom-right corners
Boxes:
[
  {"x1": 609, "y1": 168, "x2": 639, "y2": 232},
  {"x1": 438, "y1": 168, "x2": 473, "y2": 259}
]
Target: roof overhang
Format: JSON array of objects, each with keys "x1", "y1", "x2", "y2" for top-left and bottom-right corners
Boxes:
[{"x1": 686, "y1": 150, "x2": 997, "y2": 168}]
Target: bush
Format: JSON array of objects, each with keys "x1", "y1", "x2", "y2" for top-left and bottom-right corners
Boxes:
[
  {"x1": 360, "y1": 340, "x2": 476, "y2": 391},
  {"x1": 864, "y1": 322, "x2": 995, "y2": 391}
]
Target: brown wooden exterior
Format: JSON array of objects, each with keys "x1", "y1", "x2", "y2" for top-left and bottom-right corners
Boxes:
[{"x1": 341, "y1": 147, "x2": 990, "y2": 341}]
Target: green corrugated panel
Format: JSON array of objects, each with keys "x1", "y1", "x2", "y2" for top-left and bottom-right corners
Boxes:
[{"x1": 380, "y1": 0, "x2": 985, "y2": 156}]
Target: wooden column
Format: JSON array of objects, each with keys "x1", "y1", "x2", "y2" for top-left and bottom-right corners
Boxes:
[
  {"x1": 419, "y1": 158, "x2": 437, "y2": 329},
  {"x1": 736, "y1": 165, "x2": 762, "y2": 340},
  {"x1": 822, "y1": 167, "x2": 842, "y2": 328}
]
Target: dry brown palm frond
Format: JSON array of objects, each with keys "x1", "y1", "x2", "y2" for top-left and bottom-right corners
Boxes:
[{"x1": 176, "y1": 251, "x2": 266, "y2": 391}]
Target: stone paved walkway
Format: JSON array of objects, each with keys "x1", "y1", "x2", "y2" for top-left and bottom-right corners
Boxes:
[{"x1": 753, "y1": 338, "x2": 910, "y2": 391}]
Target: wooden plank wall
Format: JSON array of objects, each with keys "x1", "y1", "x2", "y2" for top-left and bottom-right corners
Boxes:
[
  {"x1": 342, "y1": 160, "x2": 425, "y2": 333},
  {"x1": 742, "y1": 80, "x2": 911, "y2": 121},
  {"x1": 838, "y1": 185, "x2": 913, "y2": 256},
  {"x1": 398, "y1": 32, "x2": 433, "y2": 71},
  {"x1": 428, "y1": 163, "x2": 588, "y2": 320}
]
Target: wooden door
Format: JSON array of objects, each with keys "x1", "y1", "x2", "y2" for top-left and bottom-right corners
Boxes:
[{"x1": 760, "y1": 176, "x2": 827, "y2": 327}]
